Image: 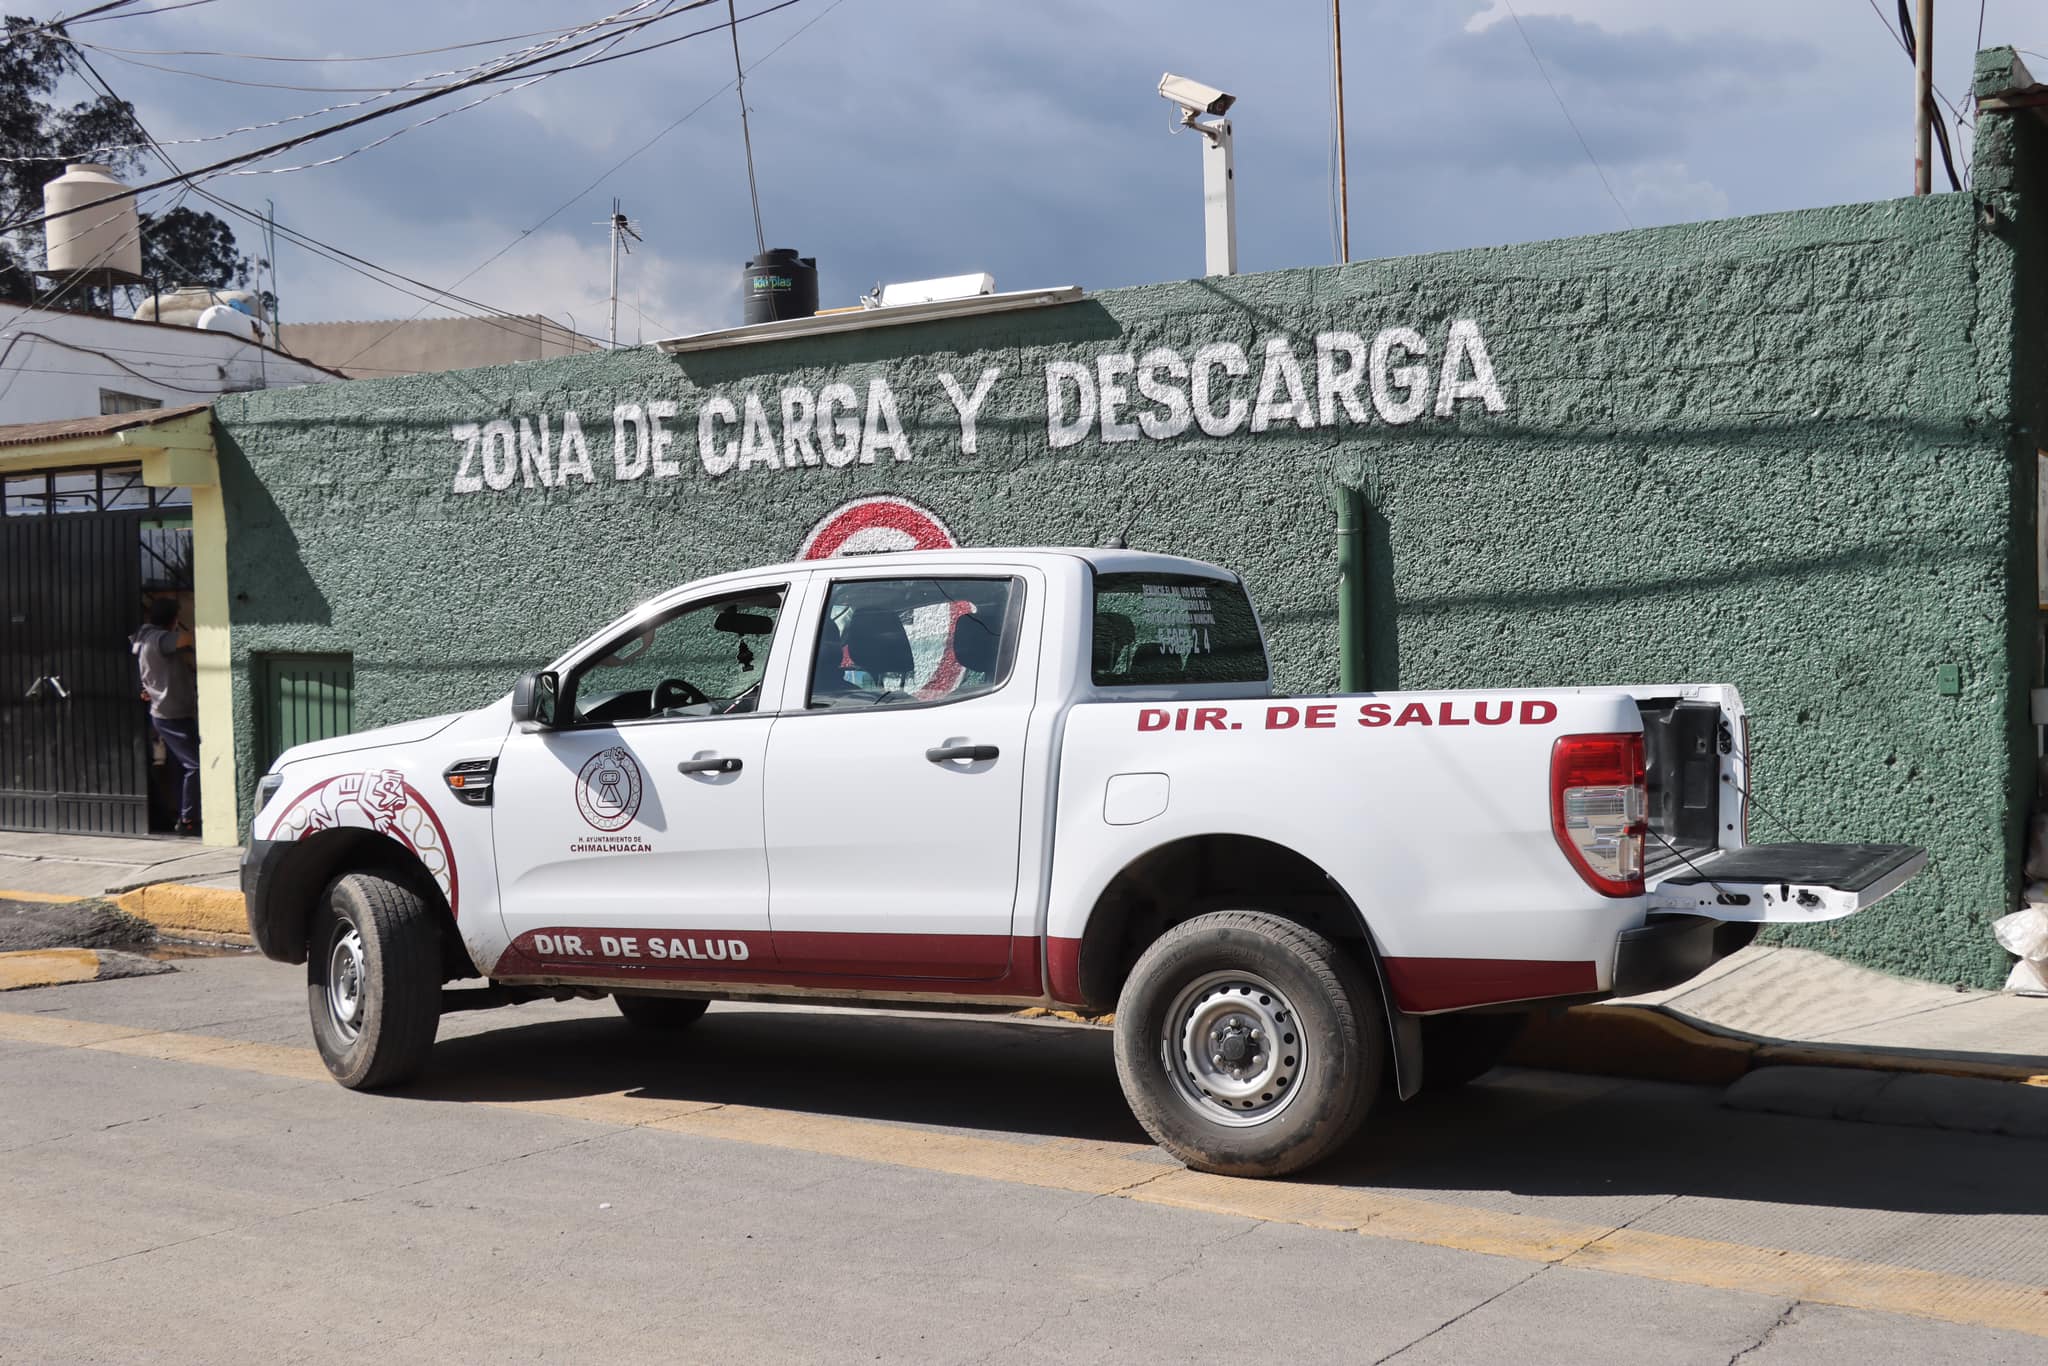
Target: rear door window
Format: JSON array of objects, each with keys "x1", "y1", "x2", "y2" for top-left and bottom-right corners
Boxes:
[
  {"x1": 809, "y1": 576, "x2": 1021, "y2": 710},
  {"x1": 1091, "y1": 572, "x2": 1267, "y2": 686}
]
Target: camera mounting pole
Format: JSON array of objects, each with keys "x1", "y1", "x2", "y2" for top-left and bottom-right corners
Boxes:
[{"x1": 1159, "y1": 73, "x2": 1239, "y2": 277}]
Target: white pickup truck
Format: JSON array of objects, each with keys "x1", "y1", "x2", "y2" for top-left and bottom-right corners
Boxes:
[{"x1": 244, "y1": 547, "x2": 1924, "y2": 1176}]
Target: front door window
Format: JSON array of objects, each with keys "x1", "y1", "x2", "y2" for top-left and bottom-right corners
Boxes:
[{"x1": 566, "y1": 586, "x2": 785, "y2": 726}]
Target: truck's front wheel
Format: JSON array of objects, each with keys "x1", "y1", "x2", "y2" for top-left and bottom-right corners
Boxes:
[
  {"x1": 1113, "y1": 911, "x2": 1384, "y2": 1177},
  {"x1": 306, "y1": 871, "x2": 443, "y2": 1090}
]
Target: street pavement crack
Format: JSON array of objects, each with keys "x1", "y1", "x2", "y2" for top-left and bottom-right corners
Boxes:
[
  {"x1": 1728, "y1": 1301, "x2": 1801, "y2": 1364},
  {"x1": 1371, "y1": 1261, "x2": 1555, "y2": 1362}
]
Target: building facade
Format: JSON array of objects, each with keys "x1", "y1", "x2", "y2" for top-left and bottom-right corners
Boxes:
[{"x1": 0, "y1": 304, "x2": 338, "y2": 424}]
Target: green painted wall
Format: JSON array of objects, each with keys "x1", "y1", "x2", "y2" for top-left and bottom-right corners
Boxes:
[{"x1": 213, "y1": 73, "x2": 2045, "y2": 987}]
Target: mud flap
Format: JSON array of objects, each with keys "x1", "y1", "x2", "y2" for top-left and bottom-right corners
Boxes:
[{"x1": 1649, "y1": 842, "x2": 1927, "y2": 923}]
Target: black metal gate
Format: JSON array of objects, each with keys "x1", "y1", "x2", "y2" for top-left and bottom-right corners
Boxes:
[{"x1": 0, "y1": 512, "x2": 151, "y2": 834}]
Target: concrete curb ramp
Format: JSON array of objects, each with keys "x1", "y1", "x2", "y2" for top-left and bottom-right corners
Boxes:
[
  {"x1": 1511, "y1": 1003, "x2": 2048, "y2": 1088},
  {"x1": 0, "y1": 948, "x2": 173, "y2": 991}
]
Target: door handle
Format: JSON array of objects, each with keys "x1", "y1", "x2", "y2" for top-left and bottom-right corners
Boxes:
[
  {"x1": 926, "y1": 743, "x2": 998, "y2": 764},
  {"x1": 677, "y1": 756, "x2": 742, "y2": 775}
]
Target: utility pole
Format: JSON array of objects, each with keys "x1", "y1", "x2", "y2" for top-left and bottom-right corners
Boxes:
[
  {"x1": 1332, "y1": 0, "x2": 1350, "y2": 263},
  {"x1": 604, "y1": 199, "x2": 641, "y2": 349},
  {"x1": 1914, "y1": 0, "x2": 1934, "y2": 195}
]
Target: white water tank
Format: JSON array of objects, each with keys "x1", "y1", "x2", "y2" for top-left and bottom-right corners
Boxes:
[
  {"x1": 43, "y1": 163, "x2": 142, "y2": 279},
  {"x1": 196, "y1": 303, "x2": 260, "y2": 342},
  {"x1": 135, "y1": 286, "x2": 263, "y2": 329}
]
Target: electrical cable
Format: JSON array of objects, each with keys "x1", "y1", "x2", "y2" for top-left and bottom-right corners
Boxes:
[
  {"x1": 1894, "y1": 0, "x2": 1966, "y2": 192},
  {"x1": 724, "y1": 0, "x2": 767, "y2": 256},
  {"x1": 327, "y1": 0, "x2": 840, "y2": 368},
  {"x1": 215, "y1": 11, "x2": 670, "y2": 179},
  {"x1": 71, "y1": 22, "x2": 631, "y2": 63},
  {"x1": 22, "y1": 0, "x2": 795, "y2": 166},
  {"x1": 1, "y1": 0, "x2": 710, "y2": 237},
  {"x1": 1499, "y1": 0, "x2": 1633, "y2": 229},
  {"x1": 6, "y1": 0, "x2": 142, "y2": 41},
  {"x1": 60, "y1": 48, "x2": 617, "y2": 353},
  {"x1": 61, "y1": 0, "x2": 219, "y2": 24}
]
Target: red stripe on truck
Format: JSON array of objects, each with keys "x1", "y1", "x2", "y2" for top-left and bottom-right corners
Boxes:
[
  {"x1": 1381, "y1": 956, "x2": 1598, "y2": 1013},
  {"x1": 491, "y1": 927, "x2": 1044, "y2": 998}
]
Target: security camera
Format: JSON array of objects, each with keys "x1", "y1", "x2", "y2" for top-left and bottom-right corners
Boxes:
[{"x1": 1157, "y1": 72, "x2": 1235, "y2": 120}]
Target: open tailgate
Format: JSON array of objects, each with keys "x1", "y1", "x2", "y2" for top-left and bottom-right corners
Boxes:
[{"x1": 1648, "y1": 842, "x2": 1927, "y2": 923}]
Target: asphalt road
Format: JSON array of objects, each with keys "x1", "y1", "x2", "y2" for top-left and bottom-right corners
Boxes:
[{"x1": 2, "y1": 954, "x2": 2045, "y2": 1364}]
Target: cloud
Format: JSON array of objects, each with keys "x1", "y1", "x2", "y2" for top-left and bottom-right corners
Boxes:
[{"x1": 59, "y1": 0, "x2": 2048, "y2": 338}]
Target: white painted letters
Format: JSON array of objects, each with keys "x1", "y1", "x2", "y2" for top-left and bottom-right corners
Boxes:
[{"x1": 938, "y1": 366, "x2": 1001, "y2": 455}]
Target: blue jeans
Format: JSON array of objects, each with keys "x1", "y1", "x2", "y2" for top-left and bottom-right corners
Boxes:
[{"x1": 153, "y1": 715, "x2": 201, "y2": 827}]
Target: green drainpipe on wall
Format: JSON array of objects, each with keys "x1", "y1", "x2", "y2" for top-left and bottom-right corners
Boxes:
[{"x1": 1327, "y1": 484, "x2": 1368, "y2": 692}]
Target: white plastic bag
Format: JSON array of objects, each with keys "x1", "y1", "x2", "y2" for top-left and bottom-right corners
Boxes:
[
  {"x1": 1993, "y1": 907, "x2": 2048, "y2": 963},
  {"x1": 2006, "y1": 957, "x2": 2048, "y2": 994}
]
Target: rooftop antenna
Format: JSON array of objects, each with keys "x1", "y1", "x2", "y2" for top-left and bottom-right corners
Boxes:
[{"x1": 602, "y1": 198, "x2": 642, "y2": 349}]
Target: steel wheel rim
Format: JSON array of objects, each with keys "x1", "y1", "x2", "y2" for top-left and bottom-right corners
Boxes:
[
  {"x1": 1161, "y1": 969, "x2": 1306, "y2": 1128},
  {"x1": 326, "y1": 923, "x2": 366, "y2": 1041}
]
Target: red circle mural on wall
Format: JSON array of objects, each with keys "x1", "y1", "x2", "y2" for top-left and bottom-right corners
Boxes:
[
  {"x1": 797, "y1": 495, "x2": 958, "y2": 560},
  {"x1": 798, "y1": 496, "x2": 967, "y2": 699}
]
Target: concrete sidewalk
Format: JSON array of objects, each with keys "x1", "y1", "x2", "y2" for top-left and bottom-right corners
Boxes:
[{"x1": 0, "y1": 830, "x2": 240, "y2": 899}]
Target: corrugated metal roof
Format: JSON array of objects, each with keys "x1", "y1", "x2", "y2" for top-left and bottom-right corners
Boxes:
[{"x1": 0, "y1": 401, "x2": 210, "y2": 451}]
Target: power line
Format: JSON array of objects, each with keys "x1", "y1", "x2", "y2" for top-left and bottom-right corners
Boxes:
[
  {"x1": 1, "y1": 0, "x2": 710, "y2": 237},
  {"x1": 62, "y1": 0, "x2": 220, "y2": 24},
  {"x1": 1500, "y1": 0, "x2": 1633, "y2": 229},
  {"x1": 725, "y1": 0, "x2": 767, "y2": 256},
  {"x1": 21, "y1": 0, "x2": 800, "y2": 166},
  {"x1": 72, "y1": 22, "x2": 631, "y2": 64},
  {"x1": 60, "y1": 48, "x2": 617, "y2": 352},
  {"x1": 8, "y1": 0, "x2": 145, "y2": 41},
  {"x1": 328, "y1": 0, "x2": 839, "y2": 368}
]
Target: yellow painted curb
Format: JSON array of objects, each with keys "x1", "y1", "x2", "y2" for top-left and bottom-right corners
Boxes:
[
  {"x1": 1512, "y1": 1003, "x2": 2048, "y2": 1089},
  {"x1": 0, "y1": 948, "x2": 103, "y2": 990},
  {"x1": 0, "y1": 888, "x2": 86, "y2": 904},
  {"x1": 114, "y1": 883, "x2": 250, "y2": 946}
]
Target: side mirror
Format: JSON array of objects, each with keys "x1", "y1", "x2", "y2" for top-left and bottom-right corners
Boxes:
[{"x1": 511, "y1": 669, "x2": 560, "y2": 728}]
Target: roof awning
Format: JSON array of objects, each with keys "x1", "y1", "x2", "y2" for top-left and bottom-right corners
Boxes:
[{"x1": 0, "y1": 402, "x2": 217, "y2": 488}]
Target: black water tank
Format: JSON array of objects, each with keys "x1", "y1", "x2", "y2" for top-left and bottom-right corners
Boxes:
[{"x1": 742, "y1": 248, "x2": 818, "y2": 325}]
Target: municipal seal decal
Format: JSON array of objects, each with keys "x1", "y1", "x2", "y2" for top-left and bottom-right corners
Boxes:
[{"x1": 575, "y1": 746, "x2": 644, "y2": 832}]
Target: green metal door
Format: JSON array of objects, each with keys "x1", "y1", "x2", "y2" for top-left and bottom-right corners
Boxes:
[{"x1": 256, "y1": 653, "x2": 354, "y2": 772}]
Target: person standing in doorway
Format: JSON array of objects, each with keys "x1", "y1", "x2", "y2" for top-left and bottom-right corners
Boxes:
[{"x1": 133, "y1": 597, "x2": 200, "y2": 836}]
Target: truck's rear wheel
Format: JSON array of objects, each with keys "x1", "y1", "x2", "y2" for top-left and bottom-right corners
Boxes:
[
  {"x1": 1113, "y1": 911, "x2": 1384, "y2": 1177},
  {"x1": 306, "y1": 871, "x2": 442, "y2": 1090},
  {"x1": 1418, "y1": 1011, "x2": 1529, "y2": 1092},
  {"x1": 614, "y1": 994, "x2": 710, "y2": 1030}
]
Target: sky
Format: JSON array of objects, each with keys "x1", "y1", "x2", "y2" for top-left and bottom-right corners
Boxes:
[{"x1": 25, "y1": 0, "x2": 2048, "y2": 348}]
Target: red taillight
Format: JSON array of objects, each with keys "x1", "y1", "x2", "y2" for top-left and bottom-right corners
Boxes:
[{"x1": 1550, "y1": 732, "x2": 1646, "y2": 897}]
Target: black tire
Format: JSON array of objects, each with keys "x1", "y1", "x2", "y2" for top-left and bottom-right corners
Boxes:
[
  {"x1": 1113, "y1": 911, "x2": 1385, "y2": 1178},
  {"x1": 615, "y1": 994, "x2": 711, "y2": 1030},
  {"x1": 306, "y1": 870, "x2": 443, "y2": 1090},
  {"x1": 1418, "y1": 1012, "x2": 1529, "y2": 1093}
]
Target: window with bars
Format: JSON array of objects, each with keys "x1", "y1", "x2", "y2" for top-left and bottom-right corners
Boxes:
[{"x1": 1, "y1": 464, "x2": 192, "y2": 517}]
